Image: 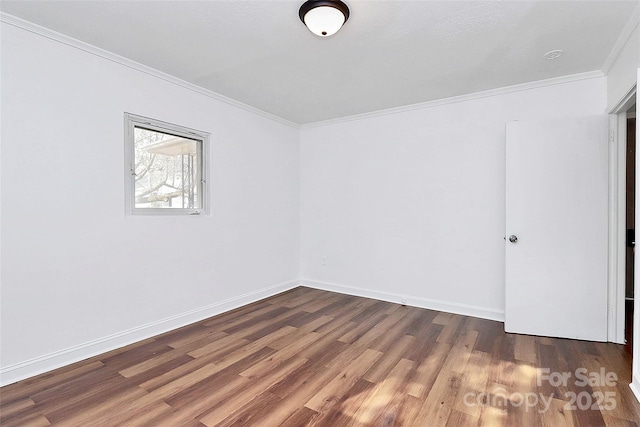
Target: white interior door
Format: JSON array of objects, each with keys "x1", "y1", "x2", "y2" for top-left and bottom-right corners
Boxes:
[{"x1": 505, "y1": 116, "x2": 609, "y2": 341}]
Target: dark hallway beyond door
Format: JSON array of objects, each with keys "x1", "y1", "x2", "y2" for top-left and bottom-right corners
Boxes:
[{"x1": 626, "y1": 112, "x2": 636, "y2": 355}]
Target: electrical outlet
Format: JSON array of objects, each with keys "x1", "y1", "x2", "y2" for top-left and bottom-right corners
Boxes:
[{"x1": 321, "y1": 256, "x2": 327, "y2": 266}]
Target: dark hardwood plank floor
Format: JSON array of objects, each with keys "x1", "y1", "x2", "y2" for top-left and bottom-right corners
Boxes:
[{"x1": 1, "y1": 287, "x2": 639, "y2": 426}]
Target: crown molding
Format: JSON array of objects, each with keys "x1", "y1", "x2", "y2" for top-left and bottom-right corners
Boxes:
[
  {"x1": 300, "y1": 70, "x2": 605, "y2": 129},
  {"x1": 608, "y1": 83, "x2": 637, "y2": 114},
  {"x1": 0, "y1": 12, "x2": 300, "y2": 130},
  {"x1": 601, "y1": 4, "x2": 639, "y2": 75}
]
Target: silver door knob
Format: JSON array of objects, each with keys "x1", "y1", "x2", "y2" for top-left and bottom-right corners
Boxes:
[{"x1": 508, "y1": 235, "x2": 518, "y2": 243}]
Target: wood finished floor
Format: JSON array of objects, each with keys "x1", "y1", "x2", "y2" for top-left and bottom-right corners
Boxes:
[{"x1": 1, "y1": 287, "x2": 639, "y2": 426}]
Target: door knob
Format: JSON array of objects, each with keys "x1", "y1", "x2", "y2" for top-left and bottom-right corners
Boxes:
[{"x1": 508, "y1": 235, "x2": 518, "y2": 243}]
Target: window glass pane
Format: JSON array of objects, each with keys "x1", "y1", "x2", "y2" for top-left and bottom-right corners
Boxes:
[{"x1": 133, "y1": 126, "x2": 202, "y2": 209}]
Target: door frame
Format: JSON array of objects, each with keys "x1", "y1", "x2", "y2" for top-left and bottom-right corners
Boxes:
[{"x1": 609, "y1": 84, "x2": 636, "y2": 344}]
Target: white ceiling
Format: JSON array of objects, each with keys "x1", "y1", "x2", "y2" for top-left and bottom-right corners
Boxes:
[{"x1": 2, "y1": 0, "x2": 638, "y2": 125}]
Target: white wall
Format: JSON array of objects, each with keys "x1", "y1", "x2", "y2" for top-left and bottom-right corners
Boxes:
[
  {"x1": 300, "y1": 78, "x2": 608, "y2": 320},
  {"x1": 0, "y1": 22, "x2": 300, "y2": 384},
  {"x1": 607, "y1": 22, "x2": 639, "y2": 111}
]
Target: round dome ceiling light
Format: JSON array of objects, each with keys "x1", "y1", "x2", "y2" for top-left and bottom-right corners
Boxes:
[
  {"x1": 299, "y1": 0, "x2": 350, "y2": 37},
  {"x1": 543, "y1": 50, "x2": 564, "y2": 60}
]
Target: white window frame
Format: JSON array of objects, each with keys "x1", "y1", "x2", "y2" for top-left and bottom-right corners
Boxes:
[{"x1": 124, "y1": 113, "x2": 210, "y2": 216}]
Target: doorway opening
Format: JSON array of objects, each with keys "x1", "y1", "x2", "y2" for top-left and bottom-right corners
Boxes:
[{"x1": 626, "y1": 104, "x2": 636, "y2": 355}]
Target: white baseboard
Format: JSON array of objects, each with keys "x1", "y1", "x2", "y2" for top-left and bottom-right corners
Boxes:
[
  {"x1": 1, "y1": 278, "x2": 505, "y2": 386},
  {"x1": 631, "y1": 375, "x2": 640, "y2": 404},
  {"x1": 300, "y1": 279, "x2": 505, "y2": 322},
  {"x1": 0, "y1": 279, "x2": 299, "y2": 387}
]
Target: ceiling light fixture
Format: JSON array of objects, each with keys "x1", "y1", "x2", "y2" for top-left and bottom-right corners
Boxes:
[{"x1": 299, "y1": 0, "x2": 350, "y2": 37}]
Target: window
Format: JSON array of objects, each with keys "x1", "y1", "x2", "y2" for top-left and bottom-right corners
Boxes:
[{"x1": 125, "y1": 114, "x2": 209, "y2": 215}]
